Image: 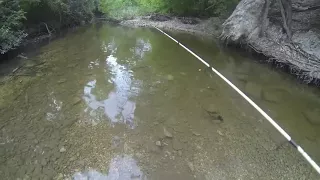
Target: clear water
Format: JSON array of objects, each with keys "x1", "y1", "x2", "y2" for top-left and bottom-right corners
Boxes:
[{"x1": 0, "y1": 24, "x2": 319, "y2": 179}]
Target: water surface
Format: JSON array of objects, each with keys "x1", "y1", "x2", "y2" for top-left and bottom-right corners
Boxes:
[{"x1": 0, "y1": 24, "x2": 319, "y2": 179}]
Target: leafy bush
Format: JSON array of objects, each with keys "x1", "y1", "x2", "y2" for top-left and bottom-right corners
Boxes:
[
  {"x1": 0, "y1": 0, "x2": 27, "y2": 54},
  {"x1": 23, "y1": 0, "x2": 96, "y2": 27},
  {"x1": 0, "y1": 0, "x2": 97, "y2": 54},
  {"x1": 99, "y1": 0, "x2": 239, "y2": 19},
  {"x1": 137, "y1": 0, "x2": 239, "y2": 16},
  {"x1": 99, "y1": 0, "x2": 144, "y2": 19}
]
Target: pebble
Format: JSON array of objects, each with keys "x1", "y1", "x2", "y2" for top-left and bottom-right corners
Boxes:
[
  {"x1": 187, "y1": 161, "x2": 194, "y2": 172},
  {"x1": 59, "y1": 147, "x2": 66, "y2": 153},
  {"x1": 172, "y1": 139, "x2": 183, "y2": 150},
  {"x1": 58, "y1": 79, "x2": 67, "y2": 84},
  {"x1": 41, "y1": 158, "x2": 47, "y2": 166},
  {"x1": 72, "y1": 97, "x2": 82, "y2": 105},
  {"x1": 33, "y1": 164, "x2": 42, "y2": 177},
  {"x1": 217, "y1": 130, "x2": 224, "y2": 136},
  {"x1": 69, "y1": 156, "x2": 76, "y2": 162},
  {"x1": 192, "y1": 131, "x2": 201, "y2": 136},
  {"x1": 156, "y1": 141, "x2": 162, "y2": 147},
  {"x1": 208, "y1": 112, "x2": 224, "y2": 123},
  {"x1": 56, "y1": 173, "x2": 64, "y2": 180},
  {"x1": 39, "y1": 127, "x2": 45, "y2": 133},
  {"x1": 163, "y1": 127, "x2": 173, "y2": 138},
  {"x1": 78, "y1": 160, "x2": 85, "y2": 166},
  {"x1": 167, "y1": 75, "x2": 174, "y2": 81}
]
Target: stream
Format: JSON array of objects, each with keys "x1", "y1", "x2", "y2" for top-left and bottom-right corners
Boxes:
[{"x1": 0, "y1": 23, "x2": 319, "y2": 179}]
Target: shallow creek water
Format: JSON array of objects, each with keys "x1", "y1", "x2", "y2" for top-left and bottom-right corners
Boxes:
[{"x1": 0, "y1": 24, "x2": 319, "y2": 179}]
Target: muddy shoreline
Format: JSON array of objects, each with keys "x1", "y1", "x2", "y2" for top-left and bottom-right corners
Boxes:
[{"x1": 120, "y1": 16, "x2": 224, "y2": 38}]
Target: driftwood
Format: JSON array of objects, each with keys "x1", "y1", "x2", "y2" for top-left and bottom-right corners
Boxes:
[
  {"x1": 41, "y1": 22, "x2": 52, "y2": 36},
  {"x1": 221, "y1": 0, "x2": 320, "y2": 83}
]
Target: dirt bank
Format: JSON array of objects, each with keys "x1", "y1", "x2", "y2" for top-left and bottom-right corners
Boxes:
[
  {"x1": 221, "y1": 0, "x2": 320, "y2": 83},
  {"x1": 120, "y1": 16, "x2": 224, "y2": 38}
]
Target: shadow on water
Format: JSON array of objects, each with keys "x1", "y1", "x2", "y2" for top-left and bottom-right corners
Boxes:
[{"x1": 0, "y1": 23, "x2": 319, "y2": 179}]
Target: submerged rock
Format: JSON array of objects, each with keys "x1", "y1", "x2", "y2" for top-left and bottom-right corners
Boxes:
[
  {"x1": 187, "y1": 161, "x2": 195, "y2": 172},
  {"x1": 262, "y1": 90, "x2": 279, "y2": 103},
  {"x1": 163, "y1": 127, "x2": 173, "y2": 138},
  {"x1": 205, "y1": 104, "x2": 216, "y2": 113},
  {"x1": 192, "y1": 131, "x2": 201, "y2": 136},
  {"x1": 59, "y1": 147, "x2": 66, "y2": 153},
  {"x1": 58, "y1": 79, "x2": 67, "y2": 84},
  {"x1": 150, "y1": 14, "x2": 172, "y2": 22},
  {"x1": 172, "y1": 139, "x2": 183, "y2": 150},
  {"x1": 217, "y1": 130, "x2": 224, "y2": 136},
  {"x1": 262, "y1": 88, "x2": 288, "y2": 103},
  {"x1": 72, "y1": 97, "x2": 82, "y2": 105},
  {"x1": 303, "y1": 109, "x2": 320, "y2": 125},
  {"x1": 236, "y1": 73, "x2": 249, "y2": 82},
  {"x1": 41, "y1": 158, "x2": 48, "y2": 166},
  {"x1": 155, "y1": 141, "x2": 162, "y2": 147},
  {"x1": 167, "y1": 75, "x2": 174, "y2": 81},
  {"x1": 245, "y1": 82, "x2": 262, "y2": 98},
  {"x1": 204, "y1": 104, "x2": 224, "y2": 123}
]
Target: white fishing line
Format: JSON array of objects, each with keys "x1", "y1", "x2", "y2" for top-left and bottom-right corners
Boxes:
[{"x1": 155, "y1": 26, "x2": 320, "y2": 175}]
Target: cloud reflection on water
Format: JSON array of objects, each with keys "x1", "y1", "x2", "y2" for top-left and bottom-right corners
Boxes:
[
  {"x1": 82, "y1": 38, "x2": 152, "y2": 128},
  {"x1": 73, "y1": 155, "x2": 145, "y2": 180}
]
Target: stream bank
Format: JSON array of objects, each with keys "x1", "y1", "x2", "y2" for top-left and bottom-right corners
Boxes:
[
  {"x1": 221, "y1": 0, "x2": 320, "y2": 83},
  {"x1": 121, "y1": 11, "x2": 320, "y2": 85},
  {"x1": 120, "y1": 15, "x2": 224, "y2": 38}
]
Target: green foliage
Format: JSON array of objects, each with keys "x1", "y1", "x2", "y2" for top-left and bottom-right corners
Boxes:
[
  {"x1": 137, "y1": 0, "x2": 239, "y2": 16},
  {"x1": 99, "y1": 0, "x2": 239, "y2": 19},
  {"x1": 0, "y1": 0, "x2": 27, "y2": 54},
  {"x1": 23, "y1": 0, "x2": 96, "y2": 27},
  {"x1": 0, "y1": 0, "x2": 97, "y2": 54},
  {"x1": 99, "y1": 0, "x2": 143, "y2": 19}
]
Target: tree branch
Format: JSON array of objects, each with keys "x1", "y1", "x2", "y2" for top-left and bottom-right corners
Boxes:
[{"x1": 42, "y1": 22, "x2": 52, "y2": 36}]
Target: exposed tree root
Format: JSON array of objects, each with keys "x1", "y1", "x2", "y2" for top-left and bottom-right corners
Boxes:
[{"x1": 221, "y1": 0, "x2": 320, "y2": 83}]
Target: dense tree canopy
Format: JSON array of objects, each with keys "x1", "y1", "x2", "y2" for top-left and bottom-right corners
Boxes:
[{"x1": 100, "y1": 0, "x2": 239, "y2": 18}]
